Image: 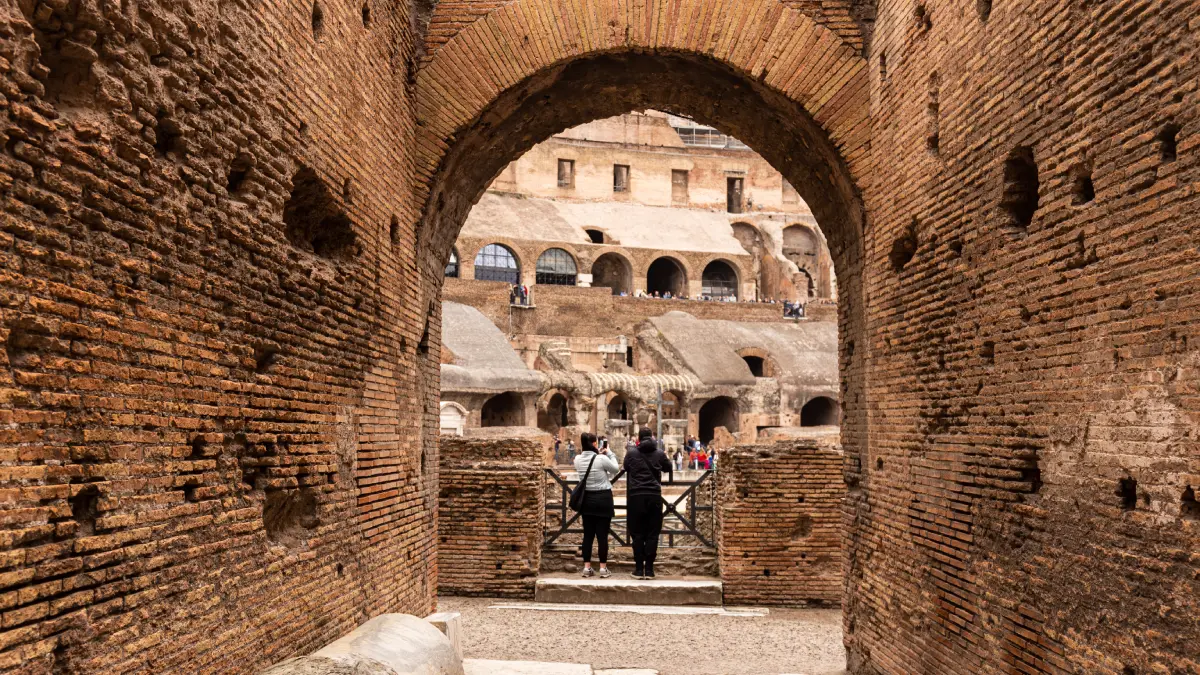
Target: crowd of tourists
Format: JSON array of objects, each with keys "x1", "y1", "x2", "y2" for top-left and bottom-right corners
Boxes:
[{"x1": 509, "y1": 284, "x2": 532, "y2": 305}]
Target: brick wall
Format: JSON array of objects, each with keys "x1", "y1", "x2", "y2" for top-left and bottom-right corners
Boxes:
[
  {"x1": 716, "y1": 440, "x2": 843, "y2": 607},
  {"x1": 0, "y1": 0, "x2": 436, "y2": 670},
  {"x1": 437, "y1": 432, "x2": 546, "y2": 598}
]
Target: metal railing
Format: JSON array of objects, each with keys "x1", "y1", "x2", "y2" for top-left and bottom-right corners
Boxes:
[{"x1": 543, "y1": 468, "x2": 716, "y2": 549}]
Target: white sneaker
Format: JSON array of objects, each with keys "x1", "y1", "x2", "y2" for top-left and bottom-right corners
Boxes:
[
  {"x1": 598, "y1": 568, "x2": 611, "y2": 578},
  {"x1": 582, "y1": 568, "x2": 595, "y2": 578}
]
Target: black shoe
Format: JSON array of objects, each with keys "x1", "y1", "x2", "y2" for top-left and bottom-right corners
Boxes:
[
  {"x1": 645, "y1": 564, "x2": 656, "y2": 579},
  {"x1": 633, "y1": 565, "x2": 645, "y2": 579}
]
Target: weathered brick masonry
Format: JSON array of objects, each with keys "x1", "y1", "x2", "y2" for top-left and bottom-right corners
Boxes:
[
  {"x1": 1, "y1": 0, "x2": 1196, "y2": 672},
  {"x1": 0, "y1": 0, "x2": 436, "y2": 671},
  {"x1": 717, "y1": 440, "x2": 843, "y2": 607},
  {"x1": 437, "y1": 432, "x2": 545, "y2": 598}
]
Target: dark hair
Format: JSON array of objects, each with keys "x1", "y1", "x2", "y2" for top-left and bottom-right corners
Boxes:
[
  {"x1": 580, "y1": 433, "x2": 597, "y2": 452},
  {"x1": 638, "y1": 427, "x2": 653, "y2": 441}
]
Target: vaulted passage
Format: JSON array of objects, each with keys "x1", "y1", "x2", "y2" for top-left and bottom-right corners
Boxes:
[{"x1": 0, "y1": 0, "x2": 1194, "y2": 671}]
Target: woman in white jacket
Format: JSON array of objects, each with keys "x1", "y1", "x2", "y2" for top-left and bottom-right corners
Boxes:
[{"x1": 573, "y1": 433, "x2": 621, "y2": 578}]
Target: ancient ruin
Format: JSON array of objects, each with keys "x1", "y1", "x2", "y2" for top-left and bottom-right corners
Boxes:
[{"x1": 0, "y1": 0, "x2": 1196, "y2": 672}]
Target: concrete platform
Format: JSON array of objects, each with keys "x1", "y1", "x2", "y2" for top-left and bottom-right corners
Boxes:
[{"x1": 534, "y1": 575, "x2": 723, "y2": 606}]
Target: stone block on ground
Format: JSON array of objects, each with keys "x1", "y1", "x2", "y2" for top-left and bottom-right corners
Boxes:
[
  {"x1": 261, "y1": 614, "x2": 464, "y2": 675},
  {"x1": 534, "y1": 575, "x2": 722, "y2": 606}
]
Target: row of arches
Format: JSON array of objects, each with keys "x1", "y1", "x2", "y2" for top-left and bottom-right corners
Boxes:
[
  {"x1": 470, "y1": 390, "x2": 840, "y2": 443},
  {"x1": 447, "y1": 243, "x2": 741, "y2": 299}
]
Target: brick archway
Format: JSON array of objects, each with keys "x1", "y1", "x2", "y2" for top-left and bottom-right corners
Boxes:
[{"x1": 410, "y1": 7, "x2": 871, "y2": 537}]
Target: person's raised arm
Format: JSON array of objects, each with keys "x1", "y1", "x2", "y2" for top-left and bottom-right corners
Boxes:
[
  {"x1": 659, "y1": 451, "x2": 673, "y2": 484},
  {"x1": 599, "y1": 449, "x2": 620, "y2": 477}
]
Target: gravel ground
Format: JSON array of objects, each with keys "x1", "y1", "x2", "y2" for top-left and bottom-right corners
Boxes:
[{"x1": 437, "y1": 596, "x2": 846, "y2": 675}]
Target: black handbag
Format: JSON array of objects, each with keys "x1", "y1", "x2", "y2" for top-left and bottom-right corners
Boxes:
[{"x1": 569, "y1": 454, "x2": 598, "y2": 513}]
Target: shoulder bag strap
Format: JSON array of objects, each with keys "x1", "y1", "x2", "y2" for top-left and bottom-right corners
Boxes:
[{"x1": 580, "y1": 454, "x2": 598, "y2": 491}]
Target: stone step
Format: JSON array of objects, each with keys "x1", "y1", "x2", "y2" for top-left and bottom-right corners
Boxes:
[
  {"x1": 464, "y1": 659, "x2": 592, "y2": 675},
  {"x1": 534, "y1": 574, "x2": 723, "y2": 606}
]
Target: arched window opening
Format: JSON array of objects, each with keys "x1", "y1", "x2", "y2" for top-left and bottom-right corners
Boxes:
[
  {"x1": 474, "y1": 244, "x2": 520, "y2": 284},
  {"x1": 743, "y1": 356, "x2": 765, "y2": 377},
  {"x1": 698, "y1": 397, "x2": 739, "y2": 444},
  {"x1": 585, "y1": 229, "x2": 606, "y2": 244},
  {"x1": 444, "y1": 249, "x2": 460, "y2": 278},
  {"x1": 606, "y1": 393, "x2": 632, "y2": 421},
  {"x1": 481, "y1": 392, "x2": 525, "y2": 427},
  {"x1": 646, "y1": 257, "x2": 686, "y2": 297},
  {"x1": 702, "y1": 260, "x2": 739, "y2": 300},
  {"x1": 439, "y1": 402, "x2": 467, "y2": 436},
  {"x1": 592, "y1": 252, "x2": 633, "y2": 296},
  {"x1": 783, "y1": 225, "x2": 820, "y2": 263},
  {"x1": 800, "y1": 397, "x2": 840, "y2": 427},
  {"x1": 538, "y1": 392, "x2": 570, "y2": 434},
  {"x1": 536, "y1": 248, "x2": 578, "y2": 285},
  {"x1": 661, "y1": 391, "x2": 683, "y2": 418}
]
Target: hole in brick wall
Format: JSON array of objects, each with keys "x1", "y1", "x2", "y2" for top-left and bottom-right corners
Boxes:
[
  {"x1": 253, "y1": 345, "x2": 278, "y2": 373},
  {"x1": 263, "y1": 488, "x2": 319, "y2": 547},
  {"x1": 797, "y1": 496, "x2": 805, "y2": 503},
  {"x1": 418, "y1": 317, "x2": 432, "y2": 355},
  {"x1": 914, "y1": 4, "x2": 932, "y2": 32},
  {"x1": 879, "y1": 51, "x2": 887, "y2": 79},
  {"x1": 311, "y1": 1, "x2": 325, "y2": 40},
  {"x1": 926, "y1": 73, "x2": 940, "y2": 154},
  {"x1": 981, "y1": 341, "x2": 995, "y2": 362},
  {"x1": 977, "y1": 0, "x2": 992, "y2": 21},
  {"x1": 1123, "y1": 667, "x2": 1136, "y2": 675},
  {"x1": 421, "y1": 451, "x2": 427, "y2": 474},
  {"x1": 389, "y1": 215, "x2": 400, "y2": 243},
  {"x1": 1021, "y1": 464, "x2": 1042, "y2": 495},
  {"x1": 790, "y1": 515, "x2": 813, "y2": 539},
  {"x1": 154, "y1": 113, "x2": 186, "y2": 157},
  {"x1": 19, "y1": 2, "x2": 98, "y2": 107},
  {"x1": 189, "y1": 436, "x2": 208, "y2": 459},
  {"x1": 5, "y1": 319, "x2": 55, "y2": 370},
  {"x1": 876, "y1": 457, "x2": 884, "y2": 470},
  {"x1": 1157, "y1": 123, "x2": 1179, "y2": 163},
  {"x1": 889, "y1": 218, "x2": 918, "y2": 272},
  {"x1": 343, "y1": 177, "x2": 354, "y2": 204},
  {"x1": 1071, "y1": 165, "x2": 1095, "y2": 205},
  {"x1": 495, "y1": 561, "x2": 503, "y2": 570},
  {"x1": 69, "y1": 485, "x2": 100, "y2": 537},
  {"x1": 846, "y1": 340, "x2": 855, "y2": 358},
  {"x1": 1000, "y1": 146, "x2": 1040, "y2": 230},
  {"x1": 361, "y1": 2, "x2": 371, "y2": 27},
  {"x1": 283, "y1": 166, "x2": 358, "y2": 260},
  {"x1": 948, "y1": 239, "x2": 963, "y2": 256},
  {"x1": 1181, "y1": 487, "x2": 1200, "y2": 520},
  {"x1": 336, "y1": 562, "x2": 345, "y2": 576},
  {"x1": 763, "y1": 569, "x2": 771, "y2": 576},
  {"x1": 227, "y1": 153, "x2": 254, "y2": 197},
  {"x1": 1117, "y1": 477, "x2": 1138, "y2": 510},
  {"x1": 298, "y1": 121, "x2": 309, "y2": 137}
]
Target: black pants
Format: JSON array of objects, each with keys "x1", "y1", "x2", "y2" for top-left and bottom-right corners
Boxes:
[
  {"x1": 581, "y1": 514, "x2": 611, "y2": 563},
  {"x1": 627, "y1": 494, "x2": 664, "y2": 567}
]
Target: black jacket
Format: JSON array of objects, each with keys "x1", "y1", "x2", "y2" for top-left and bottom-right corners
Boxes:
[{"x1": 623, "y1": 438, "x2": 673, "y2": 497}]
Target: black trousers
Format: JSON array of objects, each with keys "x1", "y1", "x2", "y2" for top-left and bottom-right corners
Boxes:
[
  {"x1": 581, "y1": 514, "x2": 611, "y2": 563},
  {"x1": 627, "y1": 494, "x2": 664, "y2": 567}
]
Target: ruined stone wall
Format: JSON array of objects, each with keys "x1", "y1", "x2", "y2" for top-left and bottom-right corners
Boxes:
[
  {"x1": 0, "y1": 0, "x2": 436, "y2": 670},
  {"x1": 844, "y1": 1, "x2": 1200, "y2": 673},
  {"x1": 444, "y1": 278, "x2": 803, "y2": 342},
  {"x1": 437, "y1": 433, "x2": 545, "y2": 598},
  {"x1": 716, "y1": 440, "x2": 843, "y2": 606}
]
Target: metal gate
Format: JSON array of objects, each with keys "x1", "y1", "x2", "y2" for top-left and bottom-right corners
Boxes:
[{"x1": 543, "y1": 468, "x2": 716, "y2": 548}]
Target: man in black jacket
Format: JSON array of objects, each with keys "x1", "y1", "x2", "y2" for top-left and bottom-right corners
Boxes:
[{"x1": 623, "y1": 427, "x2": 673, "y2": 579}]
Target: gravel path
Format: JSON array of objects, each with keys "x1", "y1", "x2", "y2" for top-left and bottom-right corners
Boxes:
[{"x1": 437, "y1": 597, "x2": 846, "y2": 675}]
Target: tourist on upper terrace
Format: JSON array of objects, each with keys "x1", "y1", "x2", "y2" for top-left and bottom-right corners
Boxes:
[
  {"x1": 624, "y1": 427, "x2": 673, "y2": 580},
  {"x1": 573, "y1": 433, "x2": 620, "y2": 579}
]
